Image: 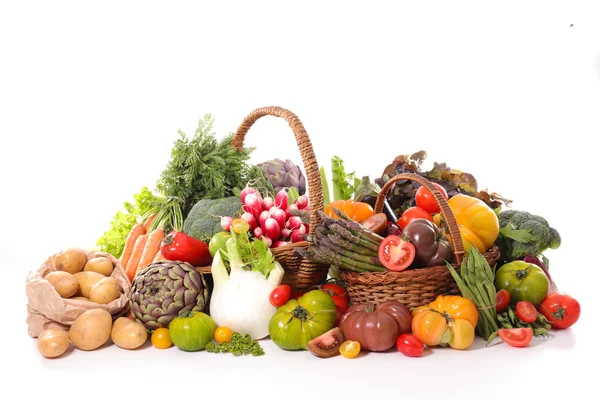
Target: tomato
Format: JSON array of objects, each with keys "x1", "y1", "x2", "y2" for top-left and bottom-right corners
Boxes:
[
  {"x1": 360, "y1": 213, "x2": 388, "y2": 235},
  {"x1": 209, "y1": 232, "x2": 232, "y2": 257},
  {"x1": 378, "y1": 235, "x2": 416, "y2": 272},
  {"x1": 151, "y1": 327, "x2": 173, "y2": 349},
  {"x1": 168, "y1": 311, "x2": 217, "y2": 352},
  {"x1": 447, "y1": 194, "x2": 499, "y2": 254},
  {"x1": 495, "y1": 261, "x2": 550, "y2": 306},
  {"x1": 498, "y1": 328, "x2": 533, "y2": 347},
  {"x1": 230, "y1": 218, "x2": 250, "y2": 235},
  {"x1": 398, "y1": 207, "x2": 434, "y2": 231},
  {"x1": 516, "y1": 301, "x2": 538, "y2": 323},
  {"x1": 321, "y1": 283, "x2": 349, "y2": 309},
  {"x1": 269, "y1": 284, "x2": 292, "y2": 307},
  {"x1": 325, "y1": 200, "x2": 375, "y2": 222},
  {"x1": 161, "y1": 231, "x2": 213, "y2": 266},
  {"x1": 269, "y1": 290, "x2": 337, "y2": 350},
  {"x1": 496, "y1": 289, "x2": 510, "y2": 313},
  {"x1": 214, "y1": 326, "x2": 233, "y2": 344},
  {"x1": 396, "y1": 333, "x2": 424, "y2": 357},
  {"x1": 340, "y1": 340, "x2": 361, "y2": 358},
  {"x1": 415, "y1": 183, "x2": 448, "y2": 214},
  {"x1": 539, "y1": 292, "x2": 581, "y2": 329}
]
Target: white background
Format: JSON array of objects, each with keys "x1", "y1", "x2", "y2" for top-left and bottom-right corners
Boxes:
[{"x1": 2, "y1": 1, "x2": 599, "y2": 399}]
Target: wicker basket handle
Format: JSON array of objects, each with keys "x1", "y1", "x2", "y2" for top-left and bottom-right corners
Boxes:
[
  {"x1": 374, "y1": 173, "x2": 465, "y2": 263},
  {"x1": 232, "y1": 106, "x2": 323, "y2": 230}
]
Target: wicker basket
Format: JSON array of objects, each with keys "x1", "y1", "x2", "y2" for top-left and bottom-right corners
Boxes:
[
  {"x1": 228, "y1": 106, "x2": 329, "y2": 290},
  {"x1": 339, "y1": 173, "x2": 501, "y2": 310}
]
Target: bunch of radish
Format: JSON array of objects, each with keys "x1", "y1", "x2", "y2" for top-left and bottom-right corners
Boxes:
[{"x1": 228, "y1": 187, "x2": 310, "y2": 248}]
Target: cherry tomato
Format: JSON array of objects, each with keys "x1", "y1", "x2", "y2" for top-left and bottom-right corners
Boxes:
[
  {"x1": 398, "y1": 207, "x2": 434, "y2": 231},
  {"x1": 496, "y1": 289, "x2": 510, "y2": 313},
  {"x1": 340, "y1": 340, "x2": 361, "y2": 358},
  {"x1": 415, "y1": 183, "x2": 448, "y2": 214},
  {"x1": 151, "y1": 327, "x2": 173, "y2": 349},
  {"x1": 498, "y1": 328, "x2": 533, "y2": 347},
  {"x1": 269, "y1": 285, "x2": 292, "y2": 307},
  {"x1": 396, "y1": 333, "x2": 424, "y2": 357},
  {"x1": 516, "y1": 301, "x2": 538, "y2": 323},
  {"x1": 230, "y1": 218, "x2": 250, "y2": 235},
  {"x1": 214, "y1": 326, "x2": 233, "y2": 344},
  {"x1": 378, "y1": 235, "x2": 416, "y2": 272},
  {"x1": 539, "y1": 292, "x2": 581, "y2": 329}
]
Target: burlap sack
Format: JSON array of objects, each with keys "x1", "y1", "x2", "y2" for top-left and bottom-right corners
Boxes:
[{"x1": 25, "y1": 248, "x2": 131, "y2": 338}]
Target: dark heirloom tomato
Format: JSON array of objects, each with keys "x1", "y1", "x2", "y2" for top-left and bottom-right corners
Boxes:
[
  {"x1": 402, "y1": 218, "x2": 454, "y2": 268},
  {"x1": 339, "y1": 301, "x2": 412, "y2": 352}
]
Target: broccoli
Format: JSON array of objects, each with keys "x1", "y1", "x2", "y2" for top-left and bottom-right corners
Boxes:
[
  {"x1": 496, "y1": 209, "x2": 561, "y2": 263},
  {"x1": 183, "y1": 196, "x2": 242, "y2": 242}
]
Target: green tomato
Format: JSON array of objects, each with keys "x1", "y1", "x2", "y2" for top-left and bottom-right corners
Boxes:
[
  {"x1": 269, "y1": 289, "x2": 336, "y2": 351},
  {"x1": 494, "y1": 261, "x2": 549, "y2": 306},
  {"x1": 209, "y1": 232, "x2": 231, "y2": 257},
  {"x1": 168, "y1": 311, "x2": 216, "y2": 352}
]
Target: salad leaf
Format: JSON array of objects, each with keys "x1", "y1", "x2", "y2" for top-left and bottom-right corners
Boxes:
[{"x1": 331, "y1": 156, "x2": 356, "y2": 201}]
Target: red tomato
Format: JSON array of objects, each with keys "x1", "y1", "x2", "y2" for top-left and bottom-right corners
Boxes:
[
  {"x1": 415, "y1": 183, "x2": 448, "y2": 214},
  {"x1": 496, "y1": 289, "x2": 510, "y2": 313},
  {"x1": 160, "y1": 231, "x2": 212, "y2": 266},
  {"x1": 321, "y1": 283, "x2": 349, "y2": 309},
  {"x1": 498, "y1": 328, "x2": 533, "y2": 347},
  {"x1": 516, "y1": 301, "x2": 538, "y2": 323},
  {"x1": 396, "y1": 333, "x2": 424, "y2": 357},
  {"x1": 398, "y1": 207, "x2": 434, "y2": 231},
  {"x1": 269, "y1": 285, "x2": 292, "y2": 307},
  {"x1": 539, "y1": 292, "x2": 581, "y2": 329},
  {"x1": 378, "y1": 236, "x2": 416, "y2": 272}
]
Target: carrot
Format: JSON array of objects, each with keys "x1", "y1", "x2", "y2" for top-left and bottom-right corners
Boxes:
[
  {"x1": 136, "y1": 228, "x2": 165, "y2": 275},
  {"x1": 125, "y1": 234, "x2": 148, "y2": 283},
  {"x1": 120, "y1": 224, "x2": 146, "y2": 272},
  {"x1": 142, "y1": 213, "x2": 157, "y2": 232},
  {"x1": 152, "y1": 248, "x2": 166, "y2": 263}
]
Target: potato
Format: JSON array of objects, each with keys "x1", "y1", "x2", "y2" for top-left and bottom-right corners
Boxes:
[
  {"x1": 69, "y1": 309, "x2": 112, "y2": 350},
  {"x1": 73, "y1": 271, "x2": 105, "y2": 298},
  {"x1": 45, "y1": 271, "x2": 78, "y2": 298},
  {"x1": 37, "y1": 328, "x2": 71, "y2": 358},
  {"x1": 89, "y1": 277, "x2": 120, "y2": 304},
  {"x1": 111, "y1": 317, "x2": 148, "y2": 349},
  {"x1": 55, "y1": 248, "x2": 87, "y2": 274},
  {"x1": 83, "y1": 256, "x2": 114, "y2": 277},
  {"x1": 68, "y1": 296, "x2": 93, "y2": 301}
]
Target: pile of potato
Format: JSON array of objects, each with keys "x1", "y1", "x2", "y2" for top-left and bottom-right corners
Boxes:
[{"x1": 44, "y1": 249, "x2": 120, "y2": 304}]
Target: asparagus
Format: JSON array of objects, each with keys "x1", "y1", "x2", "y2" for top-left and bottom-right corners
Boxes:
[
  {"x1": 321, "y1": 210, "x2": 384, "y2": 245},
  {"x1": 328, "y1": 223, "x2": 380, "y2": 253},
  {"x1": 327, "y1": 233, "x2": 378, "y2": 258},
  {"x1": 318, "y1": 236, "x2": 383, "y2": 266},
  {"x1": 315, "y1": 246, "x2": 386, "y2": 272}
]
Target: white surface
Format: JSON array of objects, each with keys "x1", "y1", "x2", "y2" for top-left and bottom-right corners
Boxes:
[{"x1": 2, "y1": 1, "x2": 599, "y2": 399}]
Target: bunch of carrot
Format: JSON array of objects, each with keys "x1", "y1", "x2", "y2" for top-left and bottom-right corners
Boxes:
[{"x1": 120, "y1": 213, "x2": 166, "y2": 283}]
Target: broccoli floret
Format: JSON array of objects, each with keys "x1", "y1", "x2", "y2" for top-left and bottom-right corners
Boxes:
[
  {"x1": 183, "y1": 196, "x2": 242, "y2": 242},
  {"x1": 496, "y1": 209, "x2": 561, "y2": 262}
]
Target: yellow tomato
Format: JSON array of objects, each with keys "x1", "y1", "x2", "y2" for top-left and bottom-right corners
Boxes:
[
  {"x1": 428, "y1": 295, "x2": 479, "y2": 328},
  {"x1": 447, "y1": 194, "x2": 499, "y2": 253},
  {"x1": 325, "y1": 200, "x2": 374, "y2": 223},
  {"x1": 411, "y1": 307, "x2": 449, "y2": 346},
  {"x1": 339, "y1": 340, "x2": 361, "y2": 358},
  {"x1": 151, "y1": 328, "x2": 173, "y2": 349},
  {"x1": 447, "y1": 319, "x2": 476, "y2": 350},
  {"x1": 214, "y1": 326, "x2": 233, "y2": 344}
]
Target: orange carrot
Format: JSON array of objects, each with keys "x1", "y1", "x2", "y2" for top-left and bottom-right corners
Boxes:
[
  {"x1": 142, "y1": 213, "x2": 157, "y2": 232},
  {"x1": 126, "y1": 234, "x2": 148, "y2": 282},
  {"x1": 152, "y1": 248, "x2": 166, "y2": 263},
  {"x1": 136, "y1": 229, "x2": 165, "y2": 275},
  {"x1": 120, "y1": 224, "x2": 146, "y2": 272}
]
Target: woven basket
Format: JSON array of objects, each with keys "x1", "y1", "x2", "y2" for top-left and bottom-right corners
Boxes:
[
  {"x1": 229, "y1": 106, "x2": 329, "y2": 290},
  {"x1": 340, "y1": 173, "x2": 501, "y2": 310}
]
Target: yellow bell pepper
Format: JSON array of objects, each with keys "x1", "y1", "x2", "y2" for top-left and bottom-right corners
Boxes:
[{"x1": 446, "y1": 194, "x2": 499, "y2": 253}]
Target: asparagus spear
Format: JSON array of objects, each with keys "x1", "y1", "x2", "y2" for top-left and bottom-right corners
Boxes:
[
  {"x1": 315, "y1": 246, "x2": 387, "y2": 272},
  {"x1": 316, "y1": 236, "x2": 383, "y2": 266}
]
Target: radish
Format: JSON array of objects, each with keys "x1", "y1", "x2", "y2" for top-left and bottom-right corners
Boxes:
[
  {"x1": 294, "y1": 195, "x2": 309, "y2": 210},
  {"x1": 285, "y1": 203, "x2": 298, "y2": 220},
  {"x1": 264, "y1": 217, "x2": 281, "y2": 241},
  {"x1": 259, "y1": 210, "x2": 271, "y2": 230},
  {"x1": 262, "y1": 196, "x2": 274, "y2": 211},
  {"x1": 291, "y1": 229, "x2": 305, "y2": 243},
  {"x1": 240, "y1": 212, "x2": 258, "y2": 231},
  {"x1": 303, "y1": 223, "x2": 310, "y2": 234},
  {"x1": 253, "y1": 227, "x2": 264, "y2": 238},
  {"x1": 281, "y1": 228, "x2": 292, "y2": 238},
  {"x1": 243, "y1": 193, "x2": 263, "y2": 220},
  {"x1": 240, "y1": 187, "x2": 259, "y2": 205},
  {"x1": 286, "y1": 216, "x2": 304, "y2": 231},
  {"x1": 275, "y1": 189, "x2": 288, "y2": 211},
  {"x1": 220, "y1": 216, "x2": 233, "y2": 231},
  {"x1": 272, "y1": 241, "x2": 288, "y2": 248},
  {"x1": 269, "y1": 206, "x2": 287, "y2": 230},
  {"x1": 262, "y1": 236, "x2": 273, "y2": 248}
]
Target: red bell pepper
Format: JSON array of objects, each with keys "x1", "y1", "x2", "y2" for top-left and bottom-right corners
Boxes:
[{"x1": 160, "y1": 231, "x2": 212, "y2": 266}]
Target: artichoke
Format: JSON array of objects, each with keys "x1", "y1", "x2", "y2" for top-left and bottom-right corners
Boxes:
[
  {"x1": 257, "y1": 158, "x2": 306, "y2": 195},
  {"x1": 129, "y1": 260, "x2": 209, "y2": 332}
]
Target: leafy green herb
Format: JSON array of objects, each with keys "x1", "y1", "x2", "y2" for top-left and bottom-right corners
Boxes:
[
  {"x1": 205, "y1": 332, "x2": 265, "y2": 356},
  {"x1": 225, "y1": 228, "x2": 276, "y2": 278},
  {"x1": 331, "y1": 156, "x2": 356, "y2": 201},
  {"x1": 498, "y1": 223, "x2": 536, "y2": 244}
]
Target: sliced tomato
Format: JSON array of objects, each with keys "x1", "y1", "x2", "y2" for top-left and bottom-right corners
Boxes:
[
  {"x1": 378, "y1": 235, "x2": 416, "y2": 272},
  {"x1": 516, "y1": 301, "x2": 538, "y2": 323},
  {"x1": 497, "y1": 328, "x2": 533, "y2": 347},
  {"x1": 496, "y1": 289, "x2": 510, "y2": 313}
]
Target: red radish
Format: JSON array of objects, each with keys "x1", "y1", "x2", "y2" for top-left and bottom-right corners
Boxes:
[
  {"x1": 220, "y1": 216, "x2": 233, "y2": 231},
  {"x1": 285, "y1": 203, "x2": 298, "y2": 220},
  {"x1": 263, "y1": 236, "x2": 273, "y2": 248},
  {"x1": 253, "y1": 227, "x2": 264, "y2": 238},
  {"x1": 272, "y1": 241, "x2": 288, "y2": 248},
  {"x1": 294, "y1": 195, "x2": 309, "y2": 210},
  {"x1": 291, "y1": 229, "x2": 305, "y2": 243},
  {"x1": 303, "y1": 223, "x2": 310, "y2": 234},
  {"x1": 286, "y1": 216, "x2": 304, "y2": 231},
  {"x1": 275, "y1": 189, "x2": 288, "y2": 211},
  {"x1": 269, "y1": 207, "x2": 287, "y2": 230},
  {"x1": 240, "y1": 187, "x2": 259, "y2": 204},
  {"x1": 281, "y1": 228, "x2": 292, "y2": 238},
  {"x1": 262, "y1": 197, "x2": 274, "y2": 211},
  {"x1": 243, "y1": 193, "x2": 263, "y2": 219},
  {"x1": 259, "y1": 210, "x2": 271, "y2": 230},
  {"x1": 240, "y1": 212, "x2": 258, "y2": 231},
  {"x1": 264, "y1": 218, "x2": 282, "y2": 241}
]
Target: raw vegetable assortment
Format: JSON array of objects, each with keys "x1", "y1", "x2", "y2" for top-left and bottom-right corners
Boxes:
[{"x1": 28, "y1": 113, "x2": 581, "y2": 362}]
